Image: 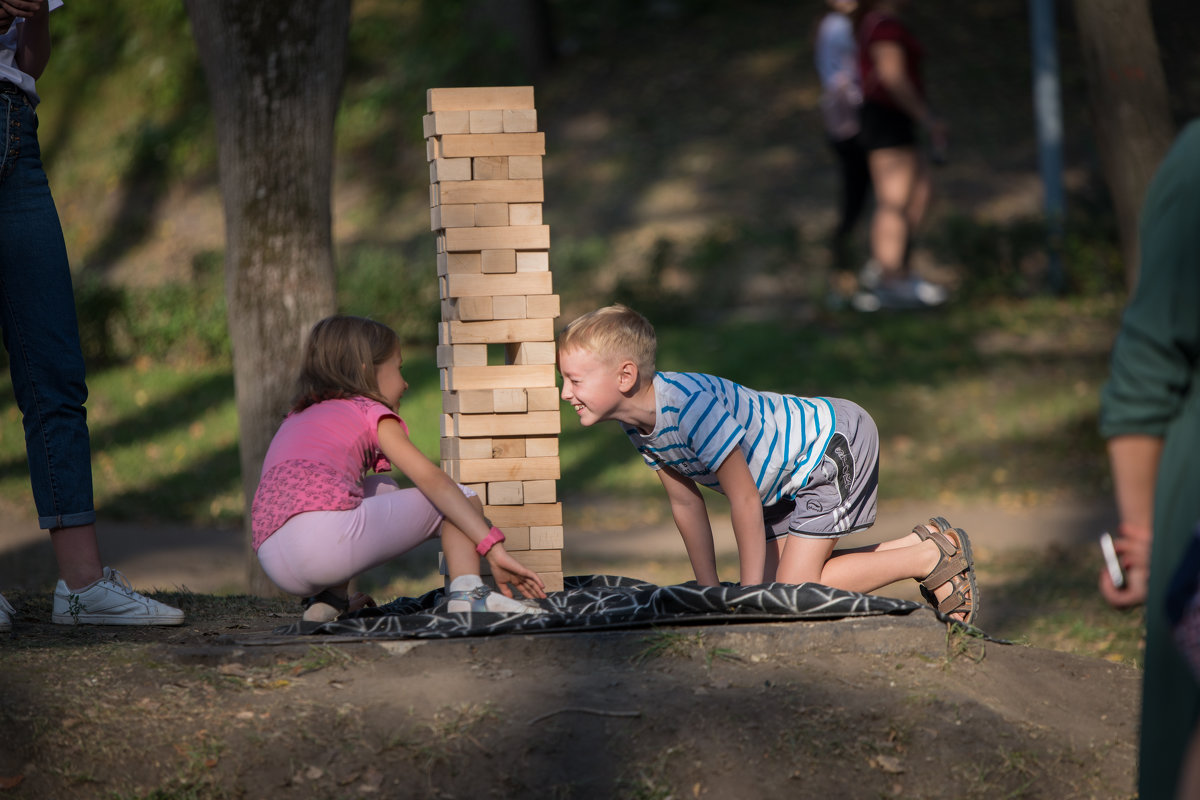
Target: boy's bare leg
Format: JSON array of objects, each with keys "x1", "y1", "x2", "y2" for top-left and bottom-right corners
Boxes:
[{"x1": 776, "y1": 524, "x2": 970, "y2": 618}]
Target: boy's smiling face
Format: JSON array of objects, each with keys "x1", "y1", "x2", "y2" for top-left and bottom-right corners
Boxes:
[{"x1": 558, "y1": 346, "x2": 629, "y2": 427}]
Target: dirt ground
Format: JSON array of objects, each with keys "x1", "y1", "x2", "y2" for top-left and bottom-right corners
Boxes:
[{"x1": 0, "y1": 498, "x2": 1141, "y2": 799}]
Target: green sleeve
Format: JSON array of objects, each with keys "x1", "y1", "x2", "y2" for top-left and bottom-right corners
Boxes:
[{"x1": 1099, "y1": 121, "x2": 1200, "y2": 439}]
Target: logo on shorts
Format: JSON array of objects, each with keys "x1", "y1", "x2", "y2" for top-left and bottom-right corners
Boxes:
[
  {"x1": 825, "y1": 434, "x2": 854, "y2": 501},
  {"x1": 806, "y1": 499, "x2": 823, "y2": 512}
]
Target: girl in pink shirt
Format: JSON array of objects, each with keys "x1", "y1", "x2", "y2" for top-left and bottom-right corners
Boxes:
[{"x1": 252, "y1": 315, "x2": 546, "y2": 621}]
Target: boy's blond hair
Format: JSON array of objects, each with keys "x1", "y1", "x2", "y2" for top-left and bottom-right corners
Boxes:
[{"x1": 558, "y1": 304, "x2": 657, "y2": 376}]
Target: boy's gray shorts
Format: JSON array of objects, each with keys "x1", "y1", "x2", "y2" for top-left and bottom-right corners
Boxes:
[{"x1": 762, "y1": 398, "x2": 879, "y2": 540}]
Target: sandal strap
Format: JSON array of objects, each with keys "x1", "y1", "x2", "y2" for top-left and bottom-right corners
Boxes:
[
  {"x1": 935, "y1": 572, "x2": 975, "y2": 618},
  {"x1": 302, "y1": 589, "x2": 350, "y2": 613},
  {"x1": 920, "y1": 528, "x2": 969, "y2": 590}
]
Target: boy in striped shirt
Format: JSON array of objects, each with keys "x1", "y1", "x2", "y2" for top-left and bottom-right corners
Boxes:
[{"x1": 557, "y1": 305, "x2": 977, "y2": 624}]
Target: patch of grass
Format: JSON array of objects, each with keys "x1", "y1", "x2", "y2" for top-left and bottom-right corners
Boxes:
[{"x1": 983, "y1": 544, "x2": 1146, "y2": 666}]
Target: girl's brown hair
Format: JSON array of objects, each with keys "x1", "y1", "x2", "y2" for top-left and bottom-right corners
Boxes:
[{"x1": 291, "y1": 315, "x2": 401, "y2": 413}]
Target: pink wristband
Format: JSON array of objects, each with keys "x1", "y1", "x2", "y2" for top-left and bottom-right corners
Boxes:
[{"x1": 476, "y1": 526, "x2": 505, "y2": 556}]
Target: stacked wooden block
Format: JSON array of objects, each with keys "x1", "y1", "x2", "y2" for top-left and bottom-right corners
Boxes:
[{"x1": 425, "y1": 86, "x2": 564, "y2": 593}]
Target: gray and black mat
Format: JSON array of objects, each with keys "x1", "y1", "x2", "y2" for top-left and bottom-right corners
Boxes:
[{"x1": 273, "y1": 575, "x2": 924, "y2": 640}]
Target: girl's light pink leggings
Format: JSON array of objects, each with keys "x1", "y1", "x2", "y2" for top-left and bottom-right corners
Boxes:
[{"x1": 256, "y1": 476, "x2": 476, "y2": 597}]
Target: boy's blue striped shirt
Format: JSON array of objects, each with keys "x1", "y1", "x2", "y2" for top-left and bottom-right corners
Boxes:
[{"x1": 623, "y1": 372, "x2": 836, "y2": 503}]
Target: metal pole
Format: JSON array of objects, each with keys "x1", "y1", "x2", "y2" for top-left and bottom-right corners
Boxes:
[{"x1": 1029, "y1": 0, "x2": 1066, "y2": 293}]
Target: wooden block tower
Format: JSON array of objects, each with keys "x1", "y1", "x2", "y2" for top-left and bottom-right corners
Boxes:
[{"x1": 424, "y1": 86, "x2": 564, "y2": 593}]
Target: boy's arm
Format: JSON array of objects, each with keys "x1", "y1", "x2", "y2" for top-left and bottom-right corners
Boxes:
[
  {"x1": 714, "y1": 452, "x2": 767, "y2": 585},
  {"x1": 657, "y1": 466, "x2": 720, "y2": 586}
]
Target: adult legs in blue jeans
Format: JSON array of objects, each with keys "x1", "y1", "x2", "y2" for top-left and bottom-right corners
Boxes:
[
  {"x1": 0, "y1": 89, "x2": 103, "y2": 591},
  {"x1": 1, "y1": 89, "x2": 181, "y2": 627}
]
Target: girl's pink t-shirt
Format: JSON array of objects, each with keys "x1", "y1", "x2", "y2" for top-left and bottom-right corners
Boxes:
[{"x1": 250, "y1": 396, "x2": 408, "y2": 550}]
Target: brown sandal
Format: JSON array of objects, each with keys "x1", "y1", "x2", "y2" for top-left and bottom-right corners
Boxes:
[{"x1": 914, "y1": 517, "x2": 979, "y2": 625}]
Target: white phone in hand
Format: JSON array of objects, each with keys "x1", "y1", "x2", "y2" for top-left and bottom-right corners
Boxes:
[{"x1": 1100, "y1": 531, "x2": 1126, "y2": 590}]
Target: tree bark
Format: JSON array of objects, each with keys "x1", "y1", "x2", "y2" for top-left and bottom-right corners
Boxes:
[
  {"x1": 186, "y1": 0, "x2": 348, "y2": 595},
  {"x1": 1071, "y1": 0, "x2": 1174, "y2": 290}
]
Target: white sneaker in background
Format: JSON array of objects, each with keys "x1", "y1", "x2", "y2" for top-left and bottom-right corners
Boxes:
[
  {"x1": 52, "y1": 567, "x2": 184, "y2": 626},
  {"x1": 0, "y1": 593, "x2": 14, "y2": 633}
]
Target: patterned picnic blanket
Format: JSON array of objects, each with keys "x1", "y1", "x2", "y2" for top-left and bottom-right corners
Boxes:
[{"x1": 273, "y1": 575, "x2": 923, "y2": 639}]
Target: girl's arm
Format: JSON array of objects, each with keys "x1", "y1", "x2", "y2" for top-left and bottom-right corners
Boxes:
[
  {"x1": 377, "y1": 417, "x2": 546, "y2": 599},
  {"x1": 12, "y1": 0, "x2": 50, "y2": 79},
  {"x1": 714, "y1": 453, "x2": 767, "y2": 586},
  {"x1": 657, "y1": 466, "x2": 720, "y2": 586}
]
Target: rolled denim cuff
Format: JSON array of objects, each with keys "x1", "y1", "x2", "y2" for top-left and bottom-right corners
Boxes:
[{"x1": 40, "y1": 509, "x2": 97, "y2": 531}]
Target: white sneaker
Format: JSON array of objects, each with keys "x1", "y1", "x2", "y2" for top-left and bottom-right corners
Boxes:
[
  {"x1": 52, "y1": 567, "x2": 185, "y2": 626},
  {"x1": 0, "y1": 593, "x2": 14, "y2": 633}
]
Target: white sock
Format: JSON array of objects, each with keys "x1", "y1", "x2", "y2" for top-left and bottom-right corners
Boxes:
[{"x1": 449, "y1": 574, "x2": 485, "y2": 593}]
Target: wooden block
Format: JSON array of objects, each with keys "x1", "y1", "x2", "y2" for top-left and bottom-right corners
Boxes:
[
  {"x1": 491, "y1": 295, "x2": 527, "y2": 320},
  {"x1": 523, "y1": 480, "x2": 557, "y2": 504},
  {"x1": 487, "y1": 481, "x2": 523, "y2": 505},
  {"x1": 473, "y1": 202, "x2": 509, "y2": 227},
  {"x1": 473, "y1": 155, "x2": 509, "y2": 180},
  {"x1": 423, "y1": 110, "x2": 471, "y2": 137},
  {"x1": 516, "y1": 251, "x2": 549, "y2": 272},
  {"x1": 506, "y1": 341, "x2": 556, "y2": 365},
  {"x1": 435, "y1": 344, "x2": 487, "y2": 367},
  {"x1": 503, "y1": 527, "x2": 531, "y2": 550},
  {"x1": 445, "y1": 410, "x2": 560, "y2": 437},
  {"x1": 493, "y1": 387, "x2": 528, "y2": 413},
  {"x1": 441, "y1": 318, "x2": 554, "y2": 345},
  {"x1": 509, "y1": 203, "x2": 542, "y2": 226},
  {"x1": 484, "y1": 502, "x2": 562, "y2": 527},
  {"x1": 427, "y1": 86, "x2": 535, "y2": 112},
  {"x1": 526, "y1": 386, "x2": 560, "y2": 410},
  {"x1": 426, "y1": 137, "x2": 440, "y2": 161},
  {"x1": 503, "y1": 108, "x2": 538, "y2": 133},
  {"x1": 525, "y1": 436, "x2": 559, "y2": 457},
  {"x1": 442, "y1": 364, "x2": 557, "y2": 391},
  {"x1": 491, "y1": 437, "x2": 526, "y2": 458},
  {"x1": 469, "y1": 109, "x2": 504, "y2": 133},
  {"x1": 538, "y1": 571, "x2": 565, "y2": 593},
  {"x1": 530, "y1": 525, "x2": 564, "y2": 549},
  {"x1": 481, "y1": 249, "x2": 517, "y2": 273},
  {"x1": 438, "y1": 179, "x2": 543, "y2": 205},
  {"x1": 429, "y1": 157, "x2": 472, "y2": 184},
  {"x1": 444, "y1": 225, "x2": 550, "y2": 253},
  {"x1": 526, "y1": 294, "x2": 560, "y2": 319},
  {"x1": 430, "y1": 203, "x2": 475, "y2": 231},
  {"x1": 444, "y1": 456, "x2": 559, "y2": 484},
  {"x1": 439, "y1": 133, "x2": 545, "y2": 158},
  {"x1": 435, "y1": 233, "x2": 445, "y2": 253},
  {"x1": 507, "y1": 155, "x2": 543, "y2": 179},
  {"x1": 444, "y1": 389, "x2": 494, "y2": 414},
  {"x1": 441, "y1": 437, "x2": 494, "y2": 461},
  {"x1": 437, "y1": 252, "x2": 482, "y2": 277},
  {"x1": 442, "y1": 272, "x2": 552, "y2": 298},
  {"x1": 442, "y1": 296, "x2": 494, "y2": 322}
]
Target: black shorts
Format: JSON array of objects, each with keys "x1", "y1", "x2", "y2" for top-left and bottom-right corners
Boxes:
[{"x1": 859, "y1": 101, "x2": 917, "y2": 151}]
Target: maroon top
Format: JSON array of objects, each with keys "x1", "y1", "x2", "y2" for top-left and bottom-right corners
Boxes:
[{"x1": 857, "y1": 11, "x2": 925, "y2": 109}]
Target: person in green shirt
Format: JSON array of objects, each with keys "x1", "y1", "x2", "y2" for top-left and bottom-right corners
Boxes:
[{"x1": 1099, "y1": 119, "x2": 1200, "y2": 799}]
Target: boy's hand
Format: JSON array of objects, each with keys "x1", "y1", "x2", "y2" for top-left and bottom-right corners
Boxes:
[{"x1": 487, "y1": 546, "x2": 548, "y2": 599}]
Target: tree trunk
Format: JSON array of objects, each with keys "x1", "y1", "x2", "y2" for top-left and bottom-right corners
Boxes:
[
  {"x1": 1071, "y1": 0, "x2": 1174, "y2": 290},
  {"x1": 186, "y1": 0, "x2": 348, "y2": 595}
]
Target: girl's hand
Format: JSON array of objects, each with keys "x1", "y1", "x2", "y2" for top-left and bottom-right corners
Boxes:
[{"x1": 486, "y1": 546, "x2": 547, "y2": 600}]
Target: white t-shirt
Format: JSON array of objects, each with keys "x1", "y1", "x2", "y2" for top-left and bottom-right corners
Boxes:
[{"x1": 0, "y1": 0, "x2": 64, "y2": 105}]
